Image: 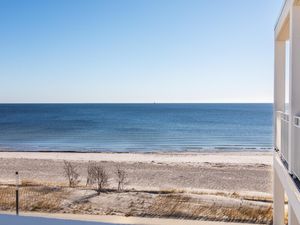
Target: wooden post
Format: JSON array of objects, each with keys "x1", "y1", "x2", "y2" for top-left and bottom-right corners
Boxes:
[{"x1": 15, "y1": 171, "x2": 19, "y2": 215}]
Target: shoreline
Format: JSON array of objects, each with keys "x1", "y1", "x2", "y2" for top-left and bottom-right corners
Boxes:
[
  {"x1": 0, "y1": 146, "x2": 273, "y2": 153},
  {"x1": 0, "y1": 150, "x2": 273, "y2": 165}
]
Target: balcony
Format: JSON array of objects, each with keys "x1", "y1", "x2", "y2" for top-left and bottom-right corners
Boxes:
[{"x1": 274, "y1": 0, "x2": 300, "y2": 222}]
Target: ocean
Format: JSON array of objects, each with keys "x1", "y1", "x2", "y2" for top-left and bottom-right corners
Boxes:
[{"x1": 0, "y1": 103, "x2": 273, "y2": 152}]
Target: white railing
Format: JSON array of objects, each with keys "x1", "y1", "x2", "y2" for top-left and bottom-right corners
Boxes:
[
  {"x1": 276, "y1": 111, "x2": 282, "y2": 150},
  {"x1": 293, "y1": 116, "x2": 300, "y2": 180},
  {"x1": 277, "y1": 112, "x2": 300, "y2": 180},
  {"x1": 277, "y1": 111, "x2": 289, "y2": 163}
]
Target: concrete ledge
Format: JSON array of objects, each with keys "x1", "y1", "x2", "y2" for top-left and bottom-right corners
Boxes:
[
  {"x1": 0, "y1": 214, "x2": 115, "y2": 225},
  {"x1": 0, "y1": 212, "x2": 264, "y2": 225}
]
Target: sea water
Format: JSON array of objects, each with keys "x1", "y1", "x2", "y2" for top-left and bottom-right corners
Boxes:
[{"x1": 0, "y1": 103, "x2": 273, "y2": 152}]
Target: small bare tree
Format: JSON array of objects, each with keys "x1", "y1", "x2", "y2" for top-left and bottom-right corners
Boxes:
[
  {"x1": 86, "y1": 162, "x2": 108, "y2": 194},
  {"x1": 86, "y1": 161, "x2": 94, "y2": 186},
  {"x1": 115, "y1": 165, "x2": 128, "y2": 192},
  {"x1": 63, "y1": 160, "x2": 80, "y2": 187}
]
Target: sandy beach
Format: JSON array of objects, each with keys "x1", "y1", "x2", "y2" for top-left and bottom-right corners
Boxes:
[
  {"x1": 0, "y1": 151, "x2": 273, "y2": 165},
  {"x1": 0, "y1": 151, "x2": 273, "y2": 192},
  {"x1": 0, "y1": 151, "x2": 273, "y2": 224}
]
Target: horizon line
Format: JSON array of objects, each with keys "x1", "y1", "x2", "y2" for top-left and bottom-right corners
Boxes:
[{"x1": 0, "y1": 102, "x2": 274, "y2": 104}]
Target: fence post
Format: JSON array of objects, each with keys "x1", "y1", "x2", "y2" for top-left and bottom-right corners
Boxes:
[{"x1": 15, "y1": 171, "x2": 19, "y2": 215}]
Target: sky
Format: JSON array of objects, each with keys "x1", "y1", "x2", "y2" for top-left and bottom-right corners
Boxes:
[{"x1": 0, "y1": 0, "x2": 283, "y2": 103}]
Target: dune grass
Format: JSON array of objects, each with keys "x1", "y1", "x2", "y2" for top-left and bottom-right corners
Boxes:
[
  {"x1": 0, "y1": 185, "x2": 68, "y2": 212},
  {"x1": 142, "y1": 194, "x2": 273, "y2": 224},
  {"x1": 0, "y1": 182, "x2": 275, "y2": 224}
]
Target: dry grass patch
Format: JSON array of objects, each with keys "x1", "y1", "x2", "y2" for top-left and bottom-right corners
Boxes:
[
  {"x1": 143, "y1": 194, "x2": 273, "y2": 224},
  {"x1": 0, "y1": 184, "x2": 274, "y2": 224},
  {"x1": 0, "y1": 187, "x2": 15, "y2": 210},
  {"x1": 0, "y1": 185, "x2": 69, "y2": 212}
]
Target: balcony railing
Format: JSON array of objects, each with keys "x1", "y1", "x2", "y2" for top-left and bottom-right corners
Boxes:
[
  {"x1": 276, "y1": 111, "x2": 300, "y2": 181},
  {"x1": 276, "y1": 111, "x2": 289, "y2": 164}
]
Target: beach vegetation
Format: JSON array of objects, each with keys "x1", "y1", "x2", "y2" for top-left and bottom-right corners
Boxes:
[
  {"x1": 115, "y1": 165, "x2": 128, "y2": 192},
  {"x1": 63, "y1": 161, "x2": 80, "y2": 187},
  {"x1": 86, "y1": 162, "x2": 109, "y2": 194}
]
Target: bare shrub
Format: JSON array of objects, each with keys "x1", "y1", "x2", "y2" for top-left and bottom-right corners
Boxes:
[
  {"x1": 63, "y1": 161, "x2": 80, "y2": 187},
  {"x1": 86, "y1": 161, "x2": 94, "y2": 186},
  {"x1": 115, "y1": 165, "x2": 128, "y2": 192},
  {"x1": 86, "y1": 162, "x2": 109, "y2": 194}
]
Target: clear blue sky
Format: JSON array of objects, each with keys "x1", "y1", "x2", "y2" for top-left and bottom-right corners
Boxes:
[{"x1": 0, "y1": 0, "x2": 283, "y2": 103}]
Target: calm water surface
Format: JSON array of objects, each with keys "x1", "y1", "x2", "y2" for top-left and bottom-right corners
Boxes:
[{"x1": 0, "y1": 104, "x2": 273, "y2": 152}]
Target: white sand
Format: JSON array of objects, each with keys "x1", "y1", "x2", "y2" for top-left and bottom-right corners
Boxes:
[
  {"x1": 0, "y1": 151, "x2": 273, "y2": 193},
  {"x1": 0, "y1": 151, "x2": 273, "y2": 165}
]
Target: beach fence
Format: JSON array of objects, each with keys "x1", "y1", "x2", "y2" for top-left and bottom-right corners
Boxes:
[{"x1": 0, "y1": 183, "x2": 65, "y2": 213}]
